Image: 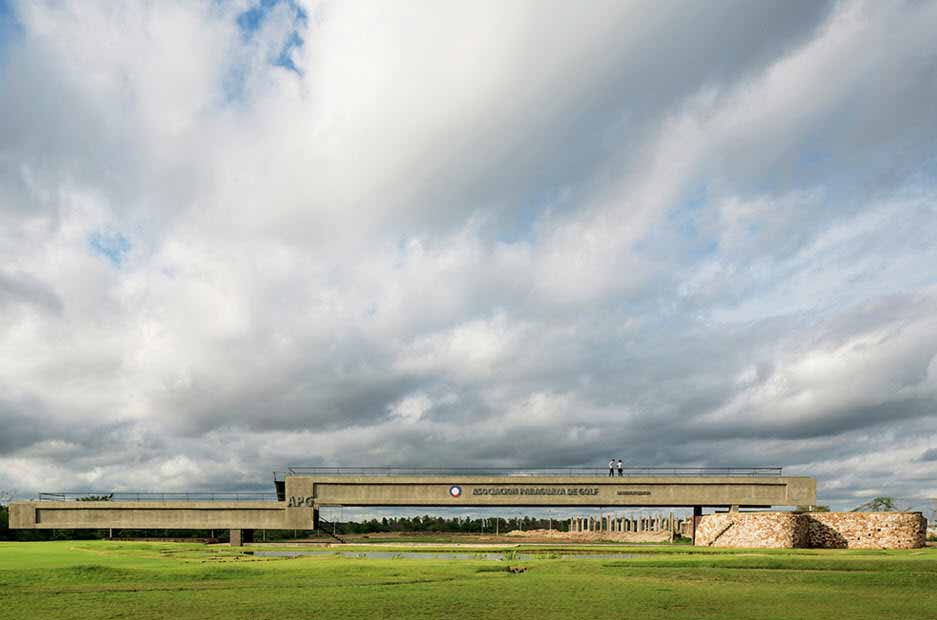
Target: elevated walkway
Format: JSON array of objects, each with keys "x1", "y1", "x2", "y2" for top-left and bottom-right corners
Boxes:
[{"x1": 9, "y1": 467, "x2": 816, "y2": 546}]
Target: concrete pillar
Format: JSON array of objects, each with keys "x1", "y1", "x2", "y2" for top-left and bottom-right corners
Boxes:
[
  {"x1": 691, "y1": 506, "x2": 702, "y2": 546},
  {"x1": 230, "y1": 528, "x2": 254, "y2": 547}
]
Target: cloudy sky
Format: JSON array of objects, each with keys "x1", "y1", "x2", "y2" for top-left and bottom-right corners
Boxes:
[{"x1": 1, "y1": 0, "x2": 936, "y2": 510}]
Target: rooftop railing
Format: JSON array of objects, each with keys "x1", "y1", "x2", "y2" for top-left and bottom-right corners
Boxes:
[
  {"x1": 36, "y1": 492, "x2": 277, "y2": 502},
  {"x1": 285, "y1": 466, "x2": 784, "y2": 477}
]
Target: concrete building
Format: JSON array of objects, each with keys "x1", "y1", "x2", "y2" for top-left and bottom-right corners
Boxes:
[{"x1": 10, "y1": 468, "x2": 816, "y2": 545}]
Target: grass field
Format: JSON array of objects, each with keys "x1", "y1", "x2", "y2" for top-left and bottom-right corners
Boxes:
[{"x1": 1, "y1": 541, "x2": 935, "y2": 619}]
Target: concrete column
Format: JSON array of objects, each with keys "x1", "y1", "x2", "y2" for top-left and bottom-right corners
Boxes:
[
  {"x1": 691, "y1": 506, "x2": 702, "y2": 546},
  {"x1": 230, "y1": 528, "x2": 254, "y2": 547}
]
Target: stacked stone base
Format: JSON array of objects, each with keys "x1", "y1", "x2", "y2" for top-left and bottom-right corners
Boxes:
[{"x1": 695, "y1": 512, "x2": 926, "y2": 549}]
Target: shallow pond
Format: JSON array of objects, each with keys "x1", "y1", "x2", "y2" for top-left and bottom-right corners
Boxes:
[{"x1": 250, "y1": 550, "x2": 642, "y2": 560}]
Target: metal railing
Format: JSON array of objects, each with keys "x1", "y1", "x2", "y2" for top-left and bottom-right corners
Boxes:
[
  {"x1": 286, "y1": 466, "x2": 783, "y2": 477},
  {"x1": 37, "y1": 492, "x2": 277, "y2": 502}
]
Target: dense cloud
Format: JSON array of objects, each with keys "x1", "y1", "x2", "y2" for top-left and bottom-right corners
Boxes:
[{"x1": 1, "y1": 0, "x2": 936, "y2": 510}]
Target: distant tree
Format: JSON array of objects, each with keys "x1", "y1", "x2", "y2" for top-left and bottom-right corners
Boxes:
[
  {"x1": 78, "y1": 494, "x2": 113, "y2": 502},
  {"x1": 0, "y1": 490, "x2": 12, "y2": 540},
  {"x1": 850, "y1": 497, "x2": 897, "y2": 512}
]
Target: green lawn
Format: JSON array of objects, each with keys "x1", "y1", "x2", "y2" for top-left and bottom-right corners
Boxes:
[{"x1": 1, "y1": 541, "x2": 935, "y2": 619}]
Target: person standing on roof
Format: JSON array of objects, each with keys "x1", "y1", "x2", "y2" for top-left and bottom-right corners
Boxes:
[
  {"x1": 608, "y1": 459, "x2": 615, "y2": 477},
  {"x1": 617, "y1": 459, "x2": 623, "y2": 476}
]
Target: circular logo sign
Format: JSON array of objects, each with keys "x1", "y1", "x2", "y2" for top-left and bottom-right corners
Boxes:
[{"x1": 449, "y1": 485, "x2": 462, "y2": 498}]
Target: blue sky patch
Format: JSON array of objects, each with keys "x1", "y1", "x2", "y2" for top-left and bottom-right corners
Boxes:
[
  {"x1": 0, "y1": 0, "x2": 22, "y2": 57},
  {"x1": 232, "y1": 0, "x2": 307, "y2": 80},
  {"x1": 88, "y1": 231, "x2": 131, "y2": 267}
]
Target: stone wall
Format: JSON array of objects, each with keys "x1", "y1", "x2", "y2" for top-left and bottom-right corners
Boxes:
[
  {"x1": 805, "y1": 512, "x2": 926, "y2": 549},
  {"x1": 694, "y1": 511, "x2": 927, "y2": 549},
  {"x1": 694, "y1": 512, "x2": 804, "y2": 548}
]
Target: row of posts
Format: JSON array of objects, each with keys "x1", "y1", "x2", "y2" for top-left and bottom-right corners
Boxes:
[{"x1": 568, "y1": 512, "x2": 682, "y2": 534}]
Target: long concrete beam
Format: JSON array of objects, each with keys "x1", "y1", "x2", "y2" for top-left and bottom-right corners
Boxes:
[
  {"x1": 9, "y1": 475, "x2": 816, "y2": 537},
  {"x1": 285, "y1": 475, "x2": 816, "y2": 509},
  {"x1": 9, "y1": 501, "x2": 297, "y2": 530}
]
